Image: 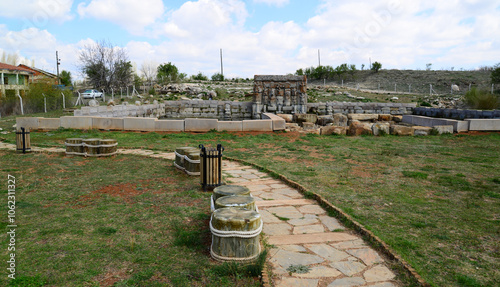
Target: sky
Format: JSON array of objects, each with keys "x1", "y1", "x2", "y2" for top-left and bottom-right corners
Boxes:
[{"x1": 0, "y1": 0, "x2": 499, "y2": 80}]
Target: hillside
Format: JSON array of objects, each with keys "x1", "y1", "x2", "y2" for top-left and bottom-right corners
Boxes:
[{"x1": 309, "y1": 69, "x2": 493, "y2": 95}]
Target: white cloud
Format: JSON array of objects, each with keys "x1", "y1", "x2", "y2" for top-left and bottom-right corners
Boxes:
[
  {"x1": 0, "y1": 0, "x2": 73, "y2": 23},
  {"x1": 77, "y1": 0, "x2": 165, "y2": 34},
  {"x1": 253, "y1": 0, "x2": 290, "y2": 7}
]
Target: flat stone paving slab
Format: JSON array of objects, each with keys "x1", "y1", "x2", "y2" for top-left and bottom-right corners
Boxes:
[
  {"x1": 364, "y1": 265, "x2": 396, "y2": 282},
  {"x1": 319, "y1": 215, "x2": 345, "y2": 231},
  {"x1": 346, "y1": 248, "x2": 384, "y2": 266},
  {"x1": 265, "y1": 206, "x2": 304, "y2": 219},
  {"x1": 293, "y1": 224, "x2": 325, "y2": 234},
  {"x1": 263, "y1": 223, "x2": 292, "y2": 235},
  {"x1": 330, "y1": 261, "x2": 367, "y2": 276},
  {"x1": 327, "y1": 277, "x2": 366, "y2": 287},
  {"x1": 268, "y1": 232, "x2": 357, "y2": 245},
  {"x1": 257, "y1": 199, "x2": 316, "y2": 208},
  {"x1": 270, "y1": 249, "x2": 324, "y2": 269},
  {"x1": 276, "y1": 278, "x2": 319, "y2": 287},
  {"x1": 306, "y1": 244, "x2": 350, "y2": 262},
  {"x1": 294, "y1": 266, "x2": 342, "y2": 278}
]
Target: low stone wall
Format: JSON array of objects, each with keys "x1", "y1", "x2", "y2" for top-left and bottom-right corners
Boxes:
[
  {"x1": 413, "y1": 107, "x2": 500, "y2": 120},
  {"x1": 307, "y1": 102, "x2": 416, "y2": 115},
  {"x1": 163, "y1": 100, "x2": 253, "y2": 120},
  {"x1": 74, "y1": 103, "x2": 166, "y2": 118},
  {"x1": 16, "y1": 116, "x2": 285, "y2": 132},
  {"x1": 72, "y1": 101, "x2": 415, "y2": 120}
]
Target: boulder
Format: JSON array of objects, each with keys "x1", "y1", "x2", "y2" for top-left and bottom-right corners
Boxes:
[
  {"x1": 378, "y1": 114, "x2": 393, "y2": 121},
  {"x1": 348, "y1": 121, "x2": 373, "y2": 136},
  {"x1": 295, "y1": 114, "x2": 318, "y2": 124},
  {"x1": 391, "y1": 125, "x2": 414, "y2": 136},
  {"x1": 348, "y1": 114, "x2": 378, "y2": 121},
  {"x1": 414, "y1": 126, "x2": 432, "y2": 136},
  {"x1": 302, "y1": 122, "x2": 316, "y2": 130},
  {"x1": 372, "y1": 122, "x2": 390, "y2": 136},
  {"x1": 277, "y1": 114, "x2": 293, "y2": 123},
  {"x1": 393, "y1": 115, "x2": 403, "y2": 122},
  {"x1": 321, "y1": 126, "x2": 347, "y2": 136},
  {"x1": 317, "y1": 115, "x2": 334, "y2": 126},
  {"x1": 333, "y1": 114, "x2": 348, "y2": 127}
]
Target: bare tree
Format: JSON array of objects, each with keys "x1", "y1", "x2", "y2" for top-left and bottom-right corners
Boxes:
[
  {"x1": 140, "y1": 60, "x2": 158, "y2": 85},
  {"x1": 78, "y1": 40, "x2": 133, "y2": 91}
]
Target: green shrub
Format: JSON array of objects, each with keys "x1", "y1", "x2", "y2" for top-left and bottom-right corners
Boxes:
[
  {"x1": 215, "y1": 87, "x2": 228, "y2": 98},
  {"x1": 464, "y1": 87, "x2": 499, "y2": 110}
]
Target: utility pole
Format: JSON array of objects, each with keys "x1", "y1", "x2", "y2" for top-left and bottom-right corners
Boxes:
[
  {"x1": 220, "y1": 49, "x2": 223, "y2": 79},
  {"x1": 56, "y1": 51, "x2": 61, "y2": 85},
  {"x1": 318, "y1": 49, "x2": 321, "y2": 67}
]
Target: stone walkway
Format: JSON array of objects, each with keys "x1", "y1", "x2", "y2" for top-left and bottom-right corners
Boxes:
[
  {"x1": 1, "y1": 142, "x2": 400, "y2": 286},
  {"x1": 222, "y1": 161, "x2": 399, "y2": 287}
]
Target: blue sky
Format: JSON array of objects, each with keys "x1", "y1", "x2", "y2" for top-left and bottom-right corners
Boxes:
[{"x1": 0, "y1": 0, "x2": 499, "y2": 80}]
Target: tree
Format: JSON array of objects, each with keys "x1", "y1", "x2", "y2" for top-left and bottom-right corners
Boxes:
[
  {"x1": 192, "y1": 72, "x2": 208, "y2": 81},
  {"x1": 157, "y1": 62, "x2": 179, "y2": 84},
  {"x1": 79, "y1": 40, "x2": 133, "y2": 91},
  {"x1": 491, "y1": 63, "x2": 500, "y2": 85},
  {"x1": 140, "y1": 60, "x2": 158, "y2": 84},
  {"x1": 60, "y1": 70, "x2": 72, "y2": 86},
  {"x1": 211, "y1": 72, "x2": 224, "y2": 81},
  {"x1": 349, "y1": 64, "x2": 357, "y2": 80},
  {"x1": 371, "y1": 61, "x2": 382, "y2": 73},
  {"x1": 426, "y1": 63, "x2": 432, "y2": 71}
]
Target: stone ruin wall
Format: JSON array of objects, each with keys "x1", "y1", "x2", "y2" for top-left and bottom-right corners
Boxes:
[{"x1": 252, "y1": 75, "x2": 308, "y2": 118}]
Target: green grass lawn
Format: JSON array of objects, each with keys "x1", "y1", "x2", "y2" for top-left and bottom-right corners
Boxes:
[
  {"x1": 1, "y1": 112, "x2": 499, "y2": 286},
  {"x1": 0, "y1": 151, "x2": 262, "y2": 286}
]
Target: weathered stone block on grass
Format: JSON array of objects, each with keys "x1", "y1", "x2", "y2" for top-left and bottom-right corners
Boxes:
[
  {"x1": 372, "y1": 122, "x2": 390, "y2": 136},
  {"x1": 390, "y1": 125, "x2": 414, "y2": 136},
  {"x1": 60, "y1": 116, "x2": 93, "y2": 130},
  {"x1": 348, "y1": 114, "x2": 378, "y2": 121},
  {"x1": 185, "y1": 118, "x2": 218, "y2": 132},
  {"x1": 321, "y1": 126, "x2": 347, "y2": 135},
  {"x1": 92, "y1": 117, "x2": 124, "y2": 130},
  {"x1": 217, "y1": 121, "x2": 243, "y2": 132},
  {"x1": 378, "y1": 114, "x2": 393, "y2": 121},
  {"x1": 262, "y1": 113, "x2": 286, "y2": 131},
  {"x1": 276, "y1": 114, "x2": 293, "y2": 123},
  {"x1": 16, "y1": 117, "x2": 40, "y2": 131},
  {"x1": 38, "y1": 118, "x2": 61, "y2": 130},
  {"x1": 123, "y1": 117, "x2": 155, "y2": 132},
  {"x1": 316, "y1": 115, "x2": 333, "y2": 126},
  {"x1": 413, "y1": 126, "x2": 433, "y2": 136},
  {"x1": 333, "y1": 114, "x2": 348, "y2": 127},
  {"x1": 155, "y1": 120, "x2": 184, "y2": 132},
  {"x1": 294, "y1": 114, "x2": 318, "y2": 124},
  {"x1": 242, "y1": 120, "x2": 273, "y2": 131},
  {"x1": 466, "y1": 119, "x2": 500, "y2": 131},
  {"x1": 348, "y1": 121, "x2": 373, "y2": 136}
]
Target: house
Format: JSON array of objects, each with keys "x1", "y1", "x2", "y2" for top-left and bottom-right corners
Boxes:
[
  {"x1": 0, "y1": 62, "x2": 33, "y2": 97},
  {"x1": 18, "y1": 64, "x2": 59, "y2": 85}
]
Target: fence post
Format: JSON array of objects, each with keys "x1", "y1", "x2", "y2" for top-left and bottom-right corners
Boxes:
[
  {"x1": 341, "y1": 79, "x2": 343, "y2": 87},
  {"x1": 16, "y1": 93, "x2": 23, "y2": 115},
  {"x1": 120, "y1": 87, "x2": 123, "y2": 98},
  {"x1": 469, "y1": 83, "x2": 471, "y2": 91},
  {"x1": 430, "y1": 84, "x2": 432, "y2": 95},
  {"x1": 409, "y1": 84, "x2": 411, "y2": 93},
  {"x1": 61, "y1": 92, "x2": 65, "y2": 109},
  {"x1": 394, "y1": 83, "x2": 397, "y2": 92},
  {"x1": 111, "y1": 88, "x2": 114, "y2": 100},
  {"x1": 378, "y1": 83, "x2": 380, "y2": 91},
  {"x1": 42, "y1": 93, "x2": 47, "y2": 113},
  {"x1": 492, "y1": 84, "x2": 494, "y2": 94},
  {"x1": 75, "y1": 92, "x2": 82, "y2": 106},
  {"x1": 102, "y1": 89, "x2": 106, "y2": 102}
]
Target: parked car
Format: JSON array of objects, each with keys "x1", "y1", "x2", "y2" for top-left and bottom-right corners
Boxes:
[{"x1": 81, "y1": 89, "x2": 103, "y2": 99}]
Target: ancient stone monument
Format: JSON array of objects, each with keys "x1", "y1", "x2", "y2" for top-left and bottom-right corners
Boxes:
[{"x1": 252, "y1": 75, "x2": 307, "y2": 118}]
